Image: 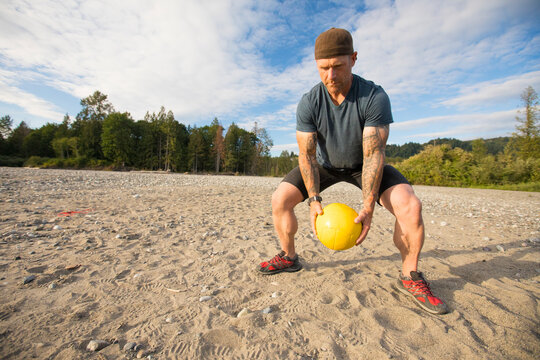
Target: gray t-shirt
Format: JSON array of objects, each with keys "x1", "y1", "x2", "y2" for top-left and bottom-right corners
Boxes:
[{"x1": 296, "y1": 74, "x2": 393, "y2": 169}]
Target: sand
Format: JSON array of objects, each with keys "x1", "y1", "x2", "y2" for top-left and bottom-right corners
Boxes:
[{"x1": 0, "y1": 167, "x2": 539, "y2": 359}]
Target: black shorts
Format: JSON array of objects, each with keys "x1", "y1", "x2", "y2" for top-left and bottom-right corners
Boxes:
[{"x1": 282, "y1": 164, "x2": 410, "y2": 203}]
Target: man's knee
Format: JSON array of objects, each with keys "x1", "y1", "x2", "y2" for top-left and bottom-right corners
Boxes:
[
  {"x1": 396, "y1": 190, "x2": 422, "y2": 223},
  {"x1": 382, "y1": 184, "x2": 422, "y2": 220},
  {"x1": 272, "y1": 182, "x2": 303, "y2": 213}
]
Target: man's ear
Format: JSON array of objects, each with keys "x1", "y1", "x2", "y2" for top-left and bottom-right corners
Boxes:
[{"x1": 351, "y1": 51, "x2": 358, "y2": 66}]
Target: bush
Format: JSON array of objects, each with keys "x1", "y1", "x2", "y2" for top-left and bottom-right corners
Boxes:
[
  {"x1": 24, "y1": 156, "x2": 49, "y2": 167},
  {"x1": 1, "y1": 155, "x2": 26, "y2": 167},
  {"x1": 394, "y1": 144, "x2": 539, "y2": 191}
]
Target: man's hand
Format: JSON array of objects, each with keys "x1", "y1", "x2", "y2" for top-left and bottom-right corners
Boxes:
[
  {"x1": 354, "y1": 208, "x2": 373, "y2": 246},
  {"x1": 357, "y1": 124, "x2": 388, "y2": 246},
  {"x1": 310, "y1": 201, "x2": 324, "y2": 238}
]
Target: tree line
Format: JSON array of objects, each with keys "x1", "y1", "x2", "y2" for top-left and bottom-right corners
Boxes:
[
  {"x1": 0, "y1": 87, "x2": 538, "y2": 190},
  {"x1": 0, "y1": 91, "x2": 298, "y2": 176},
  {"x1": 386, "y1": 137, "x2": 511, "y2": 161},
  {"x1": 391, "y1": 86, "x2": 540, "y2": 191}
]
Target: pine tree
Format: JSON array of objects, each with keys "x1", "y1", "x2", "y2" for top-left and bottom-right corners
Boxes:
[{"x1": 513, "y1": 86, "x2": 540, "y2": 159}]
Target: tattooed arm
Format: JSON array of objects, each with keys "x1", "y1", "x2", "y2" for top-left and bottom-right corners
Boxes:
[
  {"x1": 354, "y1": 125, "x2": 389, "y2": 245},
  {"x1": 296, "y1": 130, "x2": 323, "y2": 236}
]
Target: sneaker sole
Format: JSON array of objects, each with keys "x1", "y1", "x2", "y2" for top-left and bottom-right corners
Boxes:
[
  {"x1": 395, "y1": 282, "x2": 449, "y2": 315},
  {"x1": 257, "y1": 263, "x2": 303, "y2": 275}
]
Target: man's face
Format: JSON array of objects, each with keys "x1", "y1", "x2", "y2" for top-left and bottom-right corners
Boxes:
[{"x1": 316, "y1": 52, "x2": 357, "y2": 93}]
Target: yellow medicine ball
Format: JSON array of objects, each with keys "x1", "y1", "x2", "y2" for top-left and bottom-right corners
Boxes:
[{"x1": 315, "y1": 203, "x2": 362, "y2": 251}]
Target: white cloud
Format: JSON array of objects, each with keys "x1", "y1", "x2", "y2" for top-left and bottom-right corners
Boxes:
[
  {"x1": 393, "y1": 109, "x2": 517, "y2": 140},
  {"x1": 270, "y1": 142, "x2": 298, "y2": 155},
  {"x1": 440, "y1": 71, "x2": 540, "y2": 109},
  {"x1": 0, "y1": 0, "x2": 306, "y2": 121},
  {"x1": 0, "y1": 69, "x2": 64, "y2": 122},
  {"x1": 0, "y1": 0, "x2": 538, "y2": 151},
  {"x1": 238, "y1": 103, "x2": 297, "y2": 131},
  {"x1": 349, "y1": 0, "x2": 540, "y2": 96}
]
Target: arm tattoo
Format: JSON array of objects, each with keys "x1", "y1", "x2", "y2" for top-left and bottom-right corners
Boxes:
[
  {"x1": 362, "y1": 125, "x2": 389, "y2": 210},
  {"x1": 298, "y1": 132, "x2": 320, "y2": 197}
]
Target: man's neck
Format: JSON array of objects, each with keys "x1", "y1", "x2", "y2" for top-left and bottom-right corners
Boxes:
[{"x1": 327, "y1": 74, "x2": 353, "y2": 106}]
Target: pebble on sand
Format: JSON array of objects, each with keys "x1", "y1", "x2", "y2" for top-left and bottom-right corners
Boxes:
[
  {"x1": 199, "y1": 295, "x2": 212, "y2": 302},
  {"x1": 123, "y1": 342, "x2": 137, "y2": 351},
  {"x1": 23, "y1": 275, "x2": 36, "y2": 284},
  {"x1": 87, "y1": 339, "x2": 109, "y2": 351},
  {"x1": 496, "y1": 245, "x2": 505, "y2": 252},
  {"x1": 237, "y1": 308, "x2": 250, "y2": 318}
]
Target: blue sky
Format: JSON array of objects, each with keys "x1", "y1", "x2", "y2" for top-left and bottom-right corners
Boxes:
[{"x1": 1, "y1": 0, "x2": 539, "y2": 156}]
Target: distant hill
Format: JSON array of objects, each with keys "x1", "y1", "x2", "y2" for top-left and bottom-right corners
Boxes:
[{"x1": 386, "y1": 137, "x2": 510, "y2": 160}]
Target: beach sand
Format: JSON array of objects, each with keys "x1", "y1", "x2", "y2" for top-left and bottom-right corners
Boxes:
[{"x1": 0, "y1": 167, "x2": 539, "y2": 359}]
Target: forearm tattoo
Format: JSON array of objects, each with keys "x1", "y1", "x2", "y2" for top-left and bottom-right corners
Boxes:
[
  {"x1": 362, "y1": 125, "x2": 389, "y2": 210},
  {"x1": 299, "y1": 133, "x2": 320, "y2": 197}
]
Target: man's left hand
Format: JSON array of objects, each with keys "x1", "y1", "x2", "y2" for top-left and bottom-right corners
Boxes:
[
  {"x1": 354, "y1": 208, "x2": 373, "y2": 245},
  {"x1": 310, "y1": 201, "x2": 324, "y2": 239}
]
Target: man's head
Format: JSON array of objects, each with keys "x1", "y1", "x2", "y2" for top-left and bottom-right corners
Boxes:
[
  {"x1": 314, "y1": 28, "x2": 357, "y2": 94},
  {"x1": 314, "y1": 28, "x2": 354, "y2": 60}
]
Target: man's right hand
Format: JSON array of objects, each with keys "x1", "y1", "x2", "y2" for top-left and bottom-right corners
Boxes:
[
  {"x1": 354, "y1": 208, "x2": 373, "y2": 246},
  {"x1": 310, "y1": 201, "x2": 323, "y2": 239}
]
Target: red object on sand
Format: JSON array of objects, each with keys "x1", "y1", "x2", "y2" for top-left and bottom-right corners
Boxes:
[{"x1": 57, "y1": 209, "x2": 93, "y2": 217}]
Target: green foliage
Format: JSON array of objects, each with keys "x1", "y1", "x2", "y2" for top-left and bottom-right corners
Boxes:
[
  {"x1": 188, "y1": 126, "x2": 211, "y2": 172},
  {"x1": 209, "y1": 118, "x2": 225, "y2": 173},
  {"x1": 23, "y1": 123, "x2": 58, "y2": 158},
  {"x1": 224, "y1": 123, "x2": 256, "y2": 174},
  {"x1": 512, "y1": 86, "x2": 540, "y2": 160},
  {"x1": 0, "y1": 115, "x2": 13, "y2": 140},
  {"x1": 52, "y1": 137, "x2": 79, "y2": 158},
  {"x1": 386, "y1": 142, "x2": 423, "y2": 158},
  {"x1": 73, "y1": 91, "x2": 115, "y2": 159},
  {"x1": 0, "y1": 155, "x2": 25, "y2": 167},
  {"x1": 7, "y1": 121, "x2": 32, "y2": 157},
  {"x1": 425, "y1": 138, "x2": 472, "y2": 151},
  {"x1": 395, "y1": 143, "x2": 540, "y2": 189},
  {"x1": 24, "y1": 156, "x2": 108, "y2": 169},
  {"x1": 396, "y1": 145, "x2": 473, "y2": 186},
  {"x1": 273, "y1": 151, "x2": 298, "y2": 176},
  {"x1": 484, "y1": 137, "x2": 510, "y2": 155},
  {"x1": 25, "y1": 156, "x2": 50, "y2": 167},
  {"x1": 101, "y1": 112, "x2": 135, "y2": 166},
  {"x1": 3, "y1": 87, "x2": 539, "y2": 189}
]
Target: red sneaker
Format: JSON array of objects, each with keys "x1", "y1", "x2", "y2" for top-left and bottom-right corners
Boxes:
[
  {"x1": 397, "y1": 271, "x2": 448, "y2": 314},
  {"x1": 257, "y1": 251, "x2": 302, "y2": 275}
]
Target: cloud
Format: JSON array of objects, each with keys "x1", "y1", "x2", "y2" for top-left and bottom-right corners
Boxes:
[
  {"x1": 393, "y1": 109, "x2": 518, "y2": 140},
  {"x1": 270, "y1": 142, "x2": 298, "y2": 155},
  {"x1": 348, "y1": 0, "x2": 540, "y2": 96},
  {"x1": 440, "y1": 71, "x2": 540, "y2": 109},
  {"x1": 238, "y1": 103, "x2": 297, "y2": 131},
  {"x1": 0, "y1": 0, "x2": 308, "y2": 121},
  {"x1": 0, "y1": 69, "x2": 64, "y2": 122},
  {"x1": 0, "y1": 0, "x2": 539, "y2": 149}
]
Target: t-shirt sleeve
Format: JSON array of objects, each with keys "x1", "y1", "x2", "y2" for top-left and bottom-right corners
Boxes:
[
  {"x1": 296, "y1": 93, "x2": 317, "y2": 132},
  {"x1": 364, "y1": 88, "x2": 394, "y2": 127}
]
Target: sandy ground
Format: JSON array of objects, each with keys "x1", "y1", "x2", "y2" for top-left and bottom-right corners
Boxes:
[{"x1": 0, "y1": 167, "x2": 539, "y2": 359}]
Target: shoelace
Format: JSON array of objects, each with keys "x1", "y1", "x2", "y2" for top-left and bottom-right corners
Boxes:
[
  {"x1": 406, "y1": 279, "x2": 434, "y2": 296},
  {"x1": 269, "y1": 254, "x2": 290, "y2": 268}
]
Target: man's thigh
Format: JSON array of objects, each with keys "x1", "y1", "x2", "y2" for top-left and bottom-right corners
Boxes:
[
  {"x1": 379, "y1": 182, "x2": 419, "y2": 217},
  {"x1": 347, "y1": 164, "x2": 410, "y2": 202},
  {"x1": 281, "y1": 165, "x2": 342, "y2": 200}
]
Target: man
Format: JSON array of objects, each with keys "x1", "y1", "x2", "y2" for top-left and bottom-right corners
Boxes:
[{"x1": 257, "y1": 28, "x2": 448, "y2": 315}]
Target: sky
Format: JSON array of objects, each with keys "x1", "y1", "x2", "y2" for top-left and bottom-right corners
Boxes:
[{"x1": 1, "y1": 0, "x2": 539, "y2": 156}]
